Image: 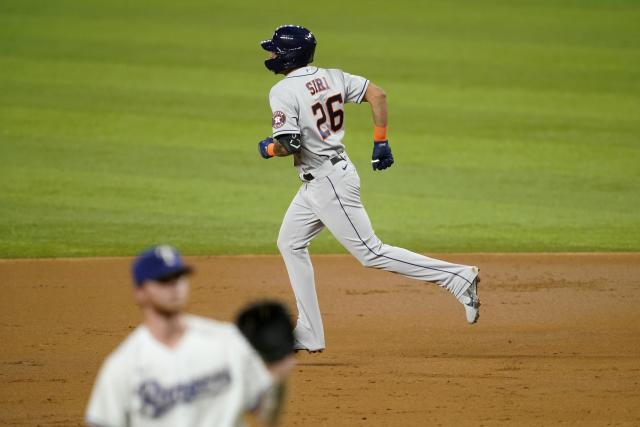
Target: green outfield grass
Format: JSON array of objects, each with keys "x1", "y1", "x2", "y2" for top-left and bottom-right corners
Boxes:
[{"x1": 1, "y1": 0, "x2": 639, "y2": 257}]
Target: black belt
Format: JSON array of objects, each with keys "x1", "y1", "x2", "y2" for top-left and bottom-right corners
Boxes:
[
  {"x1": 302, "y1": 157, "x2": 344, "y2": 181},
  {"x1": 330, "y1": 156, "x2": 344, "y2": 166}
]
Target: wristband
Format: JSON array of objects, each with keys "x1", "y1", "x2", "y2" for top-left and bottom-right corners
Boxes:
[
  {"x1": 267, "y1": 143, "x2": 275, "y2": 157},
  {"x1": 373, "y1": 126, "x2": 388, "y2": 142}
]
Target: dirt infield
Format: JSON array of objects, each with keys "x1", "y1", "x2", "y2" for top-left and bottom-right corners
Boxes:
[{"x1": 1, "y1": 253, "x2": 639, "y2": 426}]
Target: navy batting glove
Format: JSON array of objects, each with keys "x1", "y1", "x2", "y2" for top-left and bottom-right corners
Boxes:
[
  {"x1": 258, "y1": 137, "x2": 274, "y2": 159},
  {"x1": 371, "y1": 140, "x2": 394, "y2": 171}
]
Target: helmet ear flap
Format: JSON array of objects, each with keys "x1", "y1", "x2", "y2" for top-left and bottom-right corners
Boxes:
[
  {"x1": 306, "y1": 46, "x2": 315, "y2": 64},
  {"x1": 264, "y1": 57, "x2": 285, "y2": 74}
]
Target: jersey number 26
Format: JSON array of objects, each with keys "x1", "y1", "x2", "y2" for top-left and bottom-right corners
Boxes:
[{"x1": 311, "y1": 94, "x2": 344, "y2": 140}]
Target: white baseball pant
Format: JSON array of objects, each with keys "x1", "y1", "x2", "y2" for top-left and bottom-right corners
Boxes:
[{"x1": 277, "y1": 155, "x2": 477, "y2": 351}]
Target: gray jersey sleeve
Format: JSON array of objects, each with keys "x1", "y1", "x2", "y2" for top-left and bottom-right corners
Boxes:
[
  {"x1": 343, "y1": 71, "x2": 369, "y2": 104},
  {"x1": 269, "y1": 86, "x2": 301, "y2": 137}
]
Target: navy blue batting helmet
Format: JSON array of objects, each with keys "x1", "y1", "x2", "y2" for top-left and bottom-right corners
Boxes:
[{"x1": 261, "y1": 25, "x2": 316, "y2": 74}]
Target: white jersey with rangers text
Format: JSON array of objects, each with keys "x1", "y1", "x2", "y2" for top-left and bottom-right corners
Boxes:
[
  {"x1": 85, "y1": 315, "x2": 272, "y2": 427},
  {"x1": 269, "y1": 66, "x2": 369, "y2": 172}
]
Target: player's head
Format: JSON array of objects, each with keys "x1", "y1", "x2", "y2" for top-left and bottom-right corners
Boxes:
[
  {"x1": 260, "y1": 25, "x2": 316, "y2": 74},
  {"x1": 132, "y1": 245, "x2": 193, "y2": 315}
]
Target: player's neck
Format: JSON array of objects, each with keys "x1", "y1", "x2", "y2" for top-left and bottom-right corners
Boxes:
[
  {"x1": 283, "y1": 66, "x2": 304, "y2": 76},
  {"x1": 142, "y1": 308, "x2": 187, "y2": 348}
]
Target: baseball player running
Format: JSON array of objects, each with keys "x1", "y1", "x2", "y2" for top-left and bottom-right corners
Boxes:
[
  {"x1": 85, "y1": 245, "x2": 295, "y2": 427},
  {"x1": 257, "y1": 25, "x2": 481, "y2": 353}
]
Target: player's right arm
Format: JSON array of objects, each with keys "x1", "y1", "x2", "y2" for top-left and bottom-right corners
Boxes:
[
  {"x1": 85, "y1": 355, "x2": 129, "y2": 427},
  {"x1": 258, "y1": 134, "x2": 301, "y2": 158},
  {"x1": 253, "y1": 356, "x2": 296, "y2": 426}
]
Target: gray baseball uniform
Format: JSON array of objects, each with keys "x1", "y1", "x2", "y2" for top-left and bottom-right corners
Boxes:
[{"x1": 270, "y1": 66, "x2": 478, "y2": 351}]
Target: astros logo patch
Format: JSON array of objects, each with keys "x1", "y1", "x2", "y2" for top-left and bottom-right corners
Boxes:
[{"x1": 272, "y1": 111, "x2": 286, "y2": 129}]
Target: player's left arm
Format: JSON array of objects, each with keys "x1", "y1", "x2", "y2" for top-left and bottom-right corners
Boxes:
[
  {"x1": 364, "y1": 83, "x2": 388, "y2": 128},
  {"x1": 259, "y1": 86, "x2": 302, "y2": 159},
  {"x1": 235, "y1": 301, "x2": 296, "y2": 425},
  {"x1": 252, "y1": 356, "x2": 296, "y2": 426},
  {"x1": 363, "y1": 82, "x2": 394, "y2": 171}
]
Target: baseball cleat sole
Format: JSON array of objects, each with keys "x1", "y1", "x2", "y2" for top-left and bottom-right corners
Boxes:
[{"x1": 294, "y1": 348, "x2": 324, "y2": 354}]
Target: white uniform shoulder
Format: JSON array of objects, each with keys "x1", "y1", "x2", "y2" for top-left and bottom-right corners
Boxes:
[
  {"x1": 102, "y1": 325, "x2": 146, "y2": 366},
  {"x1": 184, "y1": 315, "x2": 251, "y2": 348},
  {"x1": 90, "y1": 325, "x2": 148, "y2": 390},
  {"x1": 184, "y1": 314, "x2": 228, "y2": 331}
]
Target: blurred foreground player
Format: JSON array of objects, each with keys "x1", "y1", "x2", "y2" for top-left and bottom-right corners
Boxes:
[{"x1": 85, "y1": 245, "x2": 295, "y2": 427}]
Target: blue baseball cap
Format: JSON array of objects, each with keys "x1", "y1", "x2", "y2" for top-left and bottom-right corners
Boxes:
[{"x1": 132, "y1": 245, "x2": 193, "y2": 286}]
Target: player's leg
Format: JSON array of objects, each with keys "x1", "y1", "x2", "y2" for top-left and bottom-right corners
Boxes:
[
  {"x1": 312, "y1": 167, "x2": 478, "y2": 308},
  {"x1": 277, "y1": 186, "x2": 326, "y2": 351}
]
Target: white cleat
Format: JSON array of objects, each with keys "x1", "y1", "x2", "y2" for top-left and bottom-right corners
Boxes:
[
  {"x1": 293, "y1": 327, "x2": 325, "y2": 353},
  {"x1": 293, "y1": 339, "x2": 324, "y2": 354},
  {"x1": 462, "y1": 267, "x2": 481, "y2": 324}
]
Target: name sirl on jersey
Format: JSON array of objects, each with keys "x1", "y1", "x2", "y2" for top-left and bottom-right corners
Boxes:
[
  {"x1": 138, "y1": 368, "x2": 232, "y2": 418},
  {"x1": 305, "y1": 77, "x2": 331, "y2": 96}
]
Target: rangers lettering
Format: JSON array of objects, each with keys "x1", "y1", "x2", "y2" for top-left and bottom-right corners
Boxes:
[{"x1": 138, "y1": 369, "x2": 232, "y2": 418}]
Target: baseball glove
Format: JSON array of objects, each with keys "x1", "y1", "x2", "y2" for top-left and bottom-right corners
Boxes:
[{"x1": 235, "y1": 300, "x2": 295, "y2": 363}]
